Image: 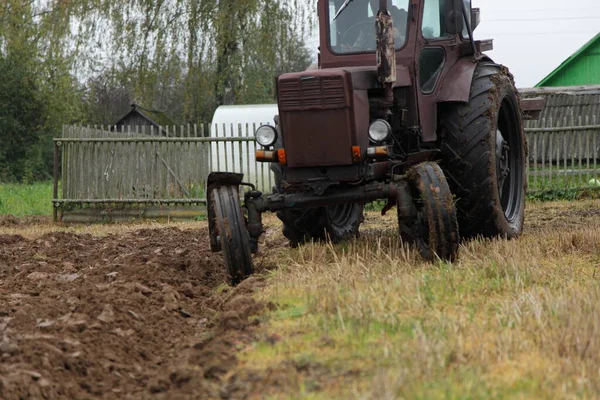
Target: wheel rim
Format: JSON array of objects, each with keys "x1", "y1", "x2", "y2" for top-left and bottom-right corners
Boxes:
[
  {"x1": 327, "y1": 204, "x2": 355, "y2": 228},
  {"x1": 496, "y1": 98, "x2": 524, "y2": 224}
]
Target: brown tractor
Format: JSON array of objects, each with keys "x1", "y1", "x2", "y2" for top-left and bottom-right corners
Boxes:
[{"x1": 207, "y1": 0, "x2": 544, "y2": 284}]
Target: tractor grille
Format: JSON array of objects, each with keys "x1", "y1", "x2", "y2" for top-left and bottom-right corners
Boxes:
[{"x1": 279, "y1": 76, "x2": 348, "y2": 111}]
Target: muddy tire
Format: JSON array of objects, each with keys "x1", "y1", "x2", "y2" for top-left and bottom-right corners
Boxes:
[
  {"x1": 324, "y1": 203, "x2": 364, "y2": 242},
  {"x1": 398, "y1": 162, "x2": 460, "y2": 262},
  {"x1": 212, "y1": 185, "x2": 253, "y2": 284},
  {"x1": 440, "y1": 61, "x2": 526, "y2": 239}
]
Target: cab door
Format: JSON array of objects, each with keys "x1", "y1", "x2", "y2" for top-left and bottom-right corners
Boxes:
[{"x1": 414, "y1": 0, "x2": 466, "y2": 142}]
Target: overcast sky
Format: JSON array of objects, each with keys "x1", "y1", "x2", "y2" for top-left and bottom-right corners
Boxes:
[{"x1": 472, "y1": 0, "x2": 600, "y2": 87}]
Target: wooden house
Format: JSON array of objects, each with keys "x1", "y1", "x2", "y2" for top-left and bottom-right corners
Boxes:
[{"x1": 112, "y1": 104, "x2": 175, "y2": 136}]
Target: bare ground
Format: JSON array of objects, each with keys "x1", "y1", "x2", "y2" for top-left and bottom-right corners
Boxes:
[
  {"x1": 0, "y1": 225, "x2": 266, "y2": 399},
  {"x1": 0, "y1": 200, "x2": 599, "y2": 399}
]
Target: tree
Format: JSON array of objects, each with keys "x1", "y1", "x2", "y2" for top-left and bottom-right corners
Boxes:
[
  {"x1": 0, "y1": 54, "x2": 47, "y2": 181},
  {"x1": 0, "y1": 0, "x2": 317, "y2": 180}
]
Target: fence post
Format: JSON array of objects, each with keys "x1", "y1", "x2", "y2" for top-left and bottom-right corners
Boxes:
[{"x1": 53, "y1": 140, "x2": 60, "y2": 222}]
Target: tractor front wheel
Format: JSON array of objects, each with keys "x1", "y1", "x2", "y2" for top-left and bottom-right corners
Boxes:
[
  {"x1": 398, "y1": 162, "x2": 460, "y2": 262},
  {"x1": 212, "y1": 185, "x2": 254, "y2": 284}
]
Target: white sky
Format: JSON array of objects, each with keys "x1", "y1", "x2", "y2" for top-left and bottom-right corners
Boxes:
[
  {"x1": 306, "y1": 0, "x2": 600, "y2": 88},
  {"x1": 472, "y1": 0, "x2": 599, "y2": 87}
]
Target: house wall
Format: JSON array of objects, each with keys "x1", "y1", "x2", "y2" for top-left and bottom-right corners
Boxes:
[{"x1": 541, "y1": 39, "x2": 600, "y2": 87}]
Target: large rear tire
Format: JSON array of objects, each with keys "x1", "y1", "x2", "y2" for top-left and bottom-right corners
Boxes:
[
  {"x1": 440, "y1": 61, "x2": 526, "y2": 239},
  {"x1": 212, "y1": 186, "x2": 254, "y2": 284}
]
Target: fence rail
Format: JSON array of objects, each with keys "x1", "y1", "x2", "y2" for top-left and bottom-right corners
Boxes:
[{"x1": 54, "y1": 123, "x2": 600, "y2": 222}]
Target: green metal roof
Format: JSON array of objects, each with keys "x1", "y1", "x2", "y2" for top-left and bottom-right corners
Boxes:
[{"x1": 536, "y1": 32, "x2": 600, "y2": 87}]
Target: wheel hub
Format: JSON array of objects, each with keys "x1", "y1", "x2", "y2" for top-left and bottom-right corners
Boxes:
[{"x1": 496, "y1": 130, "x2": 510, "y2": 194}]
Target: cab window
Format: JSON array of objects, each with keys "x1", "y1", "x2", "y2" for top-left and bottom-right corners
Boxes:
[
  {"x1": 422, "y1": 0, "x2": 449, "y2": 39},
  {"x1": 328, "y1": 0, "x2": 410, "y2": 54}
]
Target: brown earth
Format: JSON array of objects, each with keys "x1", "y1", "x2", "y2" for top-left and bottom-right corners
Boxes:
[
  {"x1": 0, "y1": 226, "x2": 267, "y2": 399},
  {"x1": 1, "y1": 201, "x2": 598, "y2": 399}
]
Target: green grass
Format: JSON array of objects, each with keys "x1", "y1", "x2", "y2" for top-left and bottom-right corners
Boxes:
[{"x1": 0, "y1": 182, "x2": 53, "y2": 216}]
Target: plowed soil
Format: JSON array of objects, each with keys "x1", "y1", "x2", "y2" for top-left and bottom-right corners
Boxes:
[
  {"x1": 0, "y1": 226, "x2": 266, "y2": 399},
  {"x1": 1, "y1": 201, "x2": 598, "y2": 399}
]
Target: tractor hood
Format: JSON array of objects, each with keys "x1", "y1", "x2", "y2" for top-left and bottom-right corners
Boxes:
[
  {"x1": 275, "y1": 66, "x2": 411, "y2": 170},
  {"x1": 283, "y1": 66, "x2": 412, "y2": 91}
]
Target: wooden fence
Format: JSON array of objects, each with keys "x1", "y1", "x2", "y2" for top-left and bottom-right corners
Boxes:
[
  {"x1": 524, "y1": 118, "x2": 600, "y2": 192},
  {"x1": 54, "y1": 123, "x2": 600, "y2": 222},
  {"x1": 54, "y1": 125, "x2": 272, "y2": 222}
]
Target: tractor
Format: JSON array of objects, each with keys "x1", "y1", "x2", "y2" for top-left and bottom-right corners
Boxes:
[{"x1": 207, "y1": 0, "x2": 544, "y2": 284}]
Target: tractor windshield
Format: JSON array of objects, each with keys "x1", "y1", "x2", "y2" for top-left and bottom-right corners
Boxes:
[{"x1": 328, "y1": 0, "x2": 409, "y2": 54}]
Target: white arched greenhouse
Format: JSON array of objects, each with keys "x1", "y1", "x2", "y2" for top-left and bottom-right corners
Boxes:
[{"x1": 209, "y1": 104, "x2": 278, "y2": 192}]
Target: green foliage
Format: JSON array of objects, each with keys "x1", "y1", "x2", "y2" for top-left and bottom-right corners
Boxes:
[
  {"x1": 364, "y1": 200, "x2": 386, "y2": 212},
  {"x1": 0, "y1": 182, "x2": 53, "y2": 216},
  {"x1": 0, "y1": 0, "x2": 316, "y2": 181},
  {"x1": 76, "y1": 0, "x2": 316, "y2": 124},
  {"x1": 0, "y1": 54, "x2": 49, "y2": 182}
]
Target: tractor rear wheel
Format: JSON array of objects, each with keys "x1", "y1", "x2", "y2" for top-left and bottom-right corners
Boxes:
[
  {"x1": 440, "y1": 61, "x2": 526, "y2": 239},
  {"x1": 278, "y1": 204, "x2": 363, "y2": 247},
  {"x1": 271, "y1": 165, "x2": 363, "y2": 247},
  {"x1": 212, "y1": 185, "x2": 254, "y2": 284},
  {"x1": 398, "y1": 162, "x2": 459, "y2": 262}
]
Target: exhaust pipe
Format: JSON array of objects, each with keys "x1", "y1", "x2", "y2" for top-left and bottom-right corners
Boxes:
[{"x1": 376, "y1": 0, "x2": 396, "y2": 109}]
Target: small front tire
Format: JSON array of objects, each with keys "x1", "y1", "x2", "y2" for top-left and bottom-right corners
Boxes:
[
  {"x1": 212, "y1": 185, "x2": 254, "y2": 284},
  {"x1": 398, "y1": 162, "x2": 460, "y2": 262}
]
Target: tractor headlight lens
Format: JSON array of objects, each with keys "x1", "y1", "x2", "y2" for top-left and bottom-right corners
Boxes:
[
  {"x1": 255, "y1": 125, "x2": 278, "y2": 147},
  {"x1": 368, "y1": 120, "x2": 392, "y2": 143}
]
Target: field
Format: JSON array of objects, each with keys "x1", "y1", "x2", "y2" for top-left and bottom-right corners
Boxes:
[{"x1": 1, "y1": 200, "x2": 600, "y2": 399}]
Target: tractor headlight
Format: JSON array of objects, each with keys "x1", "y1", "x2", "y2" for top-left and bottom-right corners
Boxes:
[
  {"x1": 255, "y1": 125, "x2": 278, "y2": 147},
  {"x1": 368, "y1": 120, "x2": 392, "y2": 143}
]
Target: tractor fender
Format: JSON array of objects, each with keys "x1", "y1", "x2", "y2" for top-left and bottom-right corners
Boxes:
[
  {"x1": 437, "y1": 58, "x2": 486, "y2": 103},
  {"x1": 206, "y1": 172, "x2": 244, "y2": 252}
]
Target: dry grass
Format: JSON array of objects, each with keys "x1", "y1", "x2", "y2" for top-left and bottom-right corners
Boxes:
[
  {"x1": 0, "y1": 219, "x2": 209, "y2": 239},
  {"x1": 238, "y1": 200, "x2": 600, "y2": 399}
]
